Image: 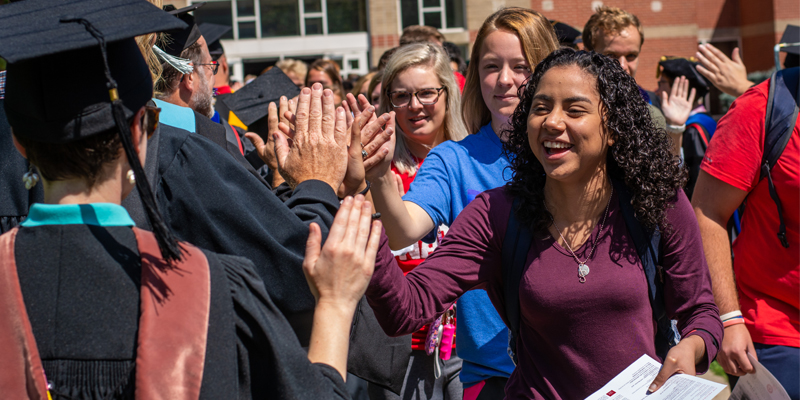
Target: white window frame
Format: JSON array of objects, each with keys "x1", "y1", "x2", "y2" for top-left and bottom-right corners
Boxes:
[
  {"x1": 397, "y1": 0, "x2": 465, "y2": 34},
  {"x1": 231, "y1": 0, "x2": 262, "y2": 39},
  {"x1": 192, "y1": 0, "x2": 366, "y2": 39},
  {"x1": 299, "y1": 0, "x2": 329, "y2": 36}
]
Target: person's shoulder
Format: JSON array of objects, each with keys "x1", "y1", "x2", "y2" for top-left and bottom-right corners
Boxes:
[{"x1": 475, "y1": 186, "x2": 514, "y2": 210}]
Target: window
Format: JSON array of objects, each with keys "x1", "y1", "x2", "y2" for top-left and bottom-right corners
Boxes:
[
  {"x1": 194, "y1": 1, "x2": 234, "y2": 39},
  {"x1": 399, "y1": 0, "x2": 464, "y2": 31},
  {"x1": 193, "y1": 0, "x2": 364, "y2": 40},
  {"x1": 327, "y1": 0, "x2": 367, "y2": 34},
  {"x1": 260, "y1": 0, "x2": 300, "y2": 37}
]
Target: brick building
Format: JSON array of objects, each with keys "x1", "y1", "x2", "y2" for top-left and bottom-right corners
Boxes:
[{"x1": 180, "y1": 0, "x2": 798, "y2": 94}]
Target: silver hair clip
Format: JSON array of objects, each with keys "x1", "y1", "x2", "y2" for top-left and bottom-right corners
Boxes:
[{"x1": 153, "y1": 45, "x2": 194, "y2": 74}]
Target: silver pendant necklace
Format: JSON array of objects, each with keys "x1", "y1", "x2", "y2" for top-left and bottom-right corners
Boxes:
[{"x1": 546, "y1": 187, "x2": 613, "y2": 283}]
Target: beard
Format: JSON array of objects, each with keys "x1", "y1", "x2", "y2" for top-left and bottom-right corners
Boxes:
[{"x1": 192, "y1": 71, "x2": 215, "y2": 118}]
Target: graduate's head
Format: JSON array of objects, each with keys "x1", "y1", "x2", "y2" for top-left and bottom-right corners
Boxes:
[
  {"x1": 153, "y1": 4, "x2": 216, "y2": 117},
  {"x1": 0, "y1": 0, "x2": 186, "y2": 262}
]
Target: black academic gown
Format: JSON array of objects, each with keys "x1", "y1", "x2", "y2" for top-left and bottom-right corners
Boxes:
[
  {"x1": 125, "y1": 114, "x2": 410, "y2": 394},
  {"x1": 0, "y1": 99, "x2": 42, "y2": 233},
  {"x1": 122, "y1": 123, "x2": 338, "y2": 345},
  {"x1": 14, "y1": 223, "x2": 349, "y2": 400}
]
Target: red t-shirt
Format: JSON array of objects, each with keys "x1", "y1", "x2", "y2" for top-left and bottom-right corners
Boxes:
[
  {"x1": 701, "y1": 81, "x2": 799, "y2": 348},
  {"x1": 391, "y1": 159, "x2": 455, "y2": 351}
]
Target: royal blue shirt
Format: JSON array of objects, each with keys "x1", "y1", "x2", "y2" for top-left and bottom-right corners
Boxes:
[{"x1": 403, "y1": 124, "x2": 516, "y2": 386}]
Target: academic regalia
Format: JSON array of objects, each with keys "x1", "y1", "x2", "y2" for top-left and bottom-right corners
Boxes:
[
  {"x1": 0, "y1": 96, "x2": 42, "y2": 233},
  {"x1": 0, "y1": 1, "x2": 349, "y2": 398},
  {"x1": 7, "y1": 204, "x2": 348, "y2": 399},
  {"x1": 121, "y1": 119, "x2": 340, "y2": 344}
]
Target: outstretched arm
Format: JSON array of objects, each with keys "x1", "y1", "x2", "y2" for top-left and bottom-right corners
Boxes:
[
  {"x1": 304, "y1": 195, "x2": 382, "y2": 379},
  {"x1": 344, "y1": 93, "x2": 436, "y2": 250},
  {"x1": 692, "y1": 170, "x2": 756, "y2": 376}
]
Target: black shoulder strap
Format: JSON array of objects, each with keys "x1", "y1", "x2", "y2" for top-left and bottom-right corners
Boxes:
[
  {"x1": 612, "y1": 179, "x2": 678, "y2": 360},
  {"x1": 502, "y1": 197, "x2": 533, "y2": 365},
  {"x1": 761, "y1": 67, "x2": 799, "y2": 248}
]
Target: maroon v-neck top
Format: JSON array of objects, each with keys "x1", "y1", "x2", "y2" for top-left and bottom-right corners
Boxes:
[{"x1": 366, "y1": 187, "x2": 722, "y2": 399}]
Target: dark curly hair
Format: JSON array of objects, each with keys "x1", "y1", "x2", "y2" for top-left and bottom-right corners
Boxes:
[{"x1": 503, "y1": 48, "x2": 686, "y2": 235}]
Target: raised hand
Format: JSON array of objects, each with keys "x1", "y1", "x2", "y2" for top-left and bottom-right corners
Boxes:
[
  {"x1": 274, "y1": 84, "x2": 348, "y2": 191},
  {"x1": 302, "y1": 195, "x2": 382, "y2": 307},
  {"x1": 339, "y1": 105, "x2": 396, "y2": 197},
  {"x1": 661, "y1": 76, "x2": 697, "y2": 126},
  {"x1": 245, "y1": 96, "x2": 292, "y2": 171},
  {"x1": 695, "y1": 44, "x2": 753, "y2": 98}
]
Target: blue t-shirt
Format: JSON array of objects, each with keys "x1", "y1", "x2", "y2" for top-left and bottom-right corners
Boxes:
[{"x1": 403, "y1": 124, "x2": 515, "y2": 386}]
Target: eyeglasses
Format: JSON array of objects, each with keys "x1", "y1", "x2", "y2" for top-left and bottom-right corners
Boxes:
[
  {"x1": 143, "y1": 106, "x2": 161, "y2": 139},
  {"x1": 196, "y1": 61, "x2": 219, "y2": 75},
  {"x1": 388, "y1": 86, "x2": 446, "y2": 108}
]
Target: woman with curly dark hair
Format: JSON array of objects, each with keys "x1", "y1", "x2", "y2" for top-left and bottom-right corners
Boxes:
[{"x1": 364, "y1": 48, "x2": 722, "y2": 399}]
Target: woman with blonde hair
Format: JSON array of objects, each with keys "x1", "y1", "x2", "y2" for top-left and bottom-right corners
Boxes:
[
  {"x1": 366, "y1": 42, "x2": 467, "y2": 400},
  {"x1": 365, "y1": 7, "x2": 559, "y2": 398}
]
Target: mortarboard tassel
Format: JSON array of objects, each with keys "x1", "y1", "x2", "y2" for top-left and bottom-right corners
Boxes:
[
  {"x1": 61, "y1": 17, "x2": 184, "y2": 264},
  {"x1": 152, "y1": 45, "x2": 194, "y2": 75}
]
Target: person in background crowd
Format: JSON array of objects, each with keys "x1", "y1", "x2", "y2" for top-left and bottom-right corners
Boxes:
[
  {"x1": 307, "y1": 59, "x2": 345, "y2": 106},
  {"x1": 366, "y1": 8, "x2": 559, "y2": 399},
  {"x1": 442, "y1": 42, "x2": 466, "y2": 75},
  {"x1": 656, "y1": 57, "x2": 715, "y2": 199},
  {"x1": 365, "y1": 42, "x2": 468, "y2": 400},
  {"x1": 692, "y1": 44, "x2": 799, "y2": 399},
  {"x1": 582, "y1": 6, "x2": 677, "y2": 138},
  {"x1": 276, "y1": 58, "x2": 308, "y2": 89},
  {"x1": 400, "y1": 25, "x2": 445, "y2": 46},
  {"x1": 441, "y1": 41, "x2": 467, "y2": 92},
  {"x1": 352, "y1": 71, "x2": 378, "y2": 99},
  {"x1": 379, "y1": 47, "x2": 399, "y2": 70},
  {"x1": 368, "y1": 70, "x2": 384, "y2": 108},
  {"x1": 0, "y1": 1, "x2": 381, "y2": 398},
  {"x1": 365, "y1": 47, "x2": 722, "y2": 400}
]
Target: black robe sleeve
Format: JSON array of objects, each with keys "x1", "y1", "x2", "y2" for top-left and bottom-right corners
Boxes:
[
  {"x1": 123, "y1": 124, "x2": 338, "y2": 345},
  {"x1": 218, "y1": 253, "x2": 350, "y2": 400}
]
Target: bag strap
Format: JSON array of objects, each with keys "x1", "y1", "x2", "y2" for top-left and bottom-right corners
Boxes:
[
  {"x1": 688, "y1": 123, "x2": 710, "y2": 149},
  {"x1": 760, "y1": 68, "x2": 798, "y2": 248},
  {"x1": 0, "y1": 227, "x2": 50, "y2": 400},
  {"x1": 502, "y1": 197, "x2": 533, "y2": 365},
  {"x1": 611, "y1": 179, "x2": 678, "y2": 360}
]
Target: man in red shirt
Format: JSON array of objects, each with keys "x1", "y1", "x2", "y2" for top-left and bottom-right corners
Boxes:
[{"x1": 692, "y1": 70, "x2": 799, "y2": 399}]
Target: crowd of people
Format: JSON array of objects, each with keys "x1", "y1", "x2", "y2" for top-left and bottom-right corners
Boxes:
[{"x1": 0, "y1": 0, "x2": 797, "y2": 399}]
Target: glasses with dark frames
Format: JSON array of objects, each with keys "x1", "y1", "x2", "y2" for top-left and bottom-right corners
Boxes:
[
  {"x1": 388, "y1": 86, "x2": 446, "y2": 108},
  {"x1": 196, "y1": 61, "x2": 219, "y2": 75}
]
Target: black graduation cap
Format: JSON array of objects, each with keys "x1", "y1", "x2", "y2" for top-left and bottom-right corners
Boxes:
[
  {"x1": 778, "y1": 25, "x2": 799, "y2": 55},
  {"x1": 219, "y1": 67, "x2": 301, "y2": 138},
  {"x1": 200, "y1": 23, "x2": 231, "y2": 61},
  {"x1": 657, "y1": 56, "x2": 710, "y2": 98},
  {"x1": 551, "y1": 21, "x2": 582, "y2": 48},
  {"x1": 162, "y1": 3, "x2": 205, "y2": 58},
  {"x1": 0, "y1": 0, "x2": 185, "y2": 262}
]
